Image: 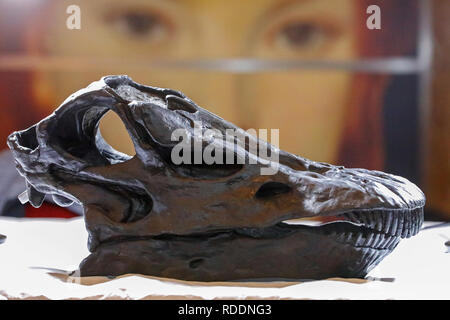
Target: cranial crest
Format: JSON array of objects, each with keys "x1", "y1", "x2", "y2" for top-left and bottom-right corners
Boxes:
[{"x1": 8, "y1": 75, "x2": 425, "y2": 281}]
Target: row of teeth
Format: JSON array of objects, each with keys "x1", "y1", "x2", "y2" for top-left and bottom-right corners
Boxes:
[
  {"x1": 342, "y1": 208, "x2": 424, "y2": 238},
  {"x1": 331, "y1": 228, "x2": 401, "y2": 250},
  {"x1": 18, "y1": 183, "x2": 74, "y2": 208}
]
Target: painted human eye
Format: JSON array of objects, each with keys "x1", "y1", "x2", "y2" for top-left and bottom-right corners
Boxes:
[
  {"x1": 270, "y1": 20, "x2": 337, "y2": 52},
  {"x1": 106, "y1": 10, "x2": 172, "y2": 41}
]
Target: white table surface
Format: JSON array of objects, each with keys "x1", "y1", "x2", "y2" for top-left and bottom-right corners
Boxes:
[{"x1": 0, "y1": 217, "x2": 448, "y2": 300}]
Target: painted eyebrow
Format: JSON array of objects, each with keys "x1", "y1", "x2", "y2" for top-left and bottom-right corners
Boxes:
[{"x1": 268, "y1": 0, "x2": 314, "y2": 16}]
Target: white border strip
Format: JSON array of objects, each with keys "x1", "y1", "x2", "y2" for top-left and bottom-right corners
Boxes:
[{"x1": 0, "y1": 55, "x2": 423, "y2": 74}]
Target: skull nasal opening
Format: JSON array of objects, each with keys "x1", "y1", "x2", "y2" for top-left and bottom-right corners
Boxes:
[{"x1": 255, "y1": 182, "x2": 292, "y2": 199}]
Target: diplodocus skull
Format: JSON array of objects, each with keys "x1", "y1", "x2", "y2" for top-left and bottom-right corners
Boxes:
[{"x1": 8, "y1": 75, "x2": 425, "y2": 281}]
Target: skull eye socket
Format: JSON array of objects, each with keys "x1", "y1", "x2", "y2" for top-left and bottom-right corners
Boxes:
[
  {"x1": 255, "y1": 182, "x2": 291, "y2": 199},
  {"x1": 47, "y1": 103, "x2": 137, "y2": 166},
  {"x1": 97, "y1": 111, "x2": 136, "y2": 163}
]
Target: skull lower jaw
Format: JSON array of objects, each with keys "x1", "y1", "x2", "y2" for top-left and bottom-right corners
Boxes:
[{"x1": 77, "y1": 206, "x2": 422, "y2": 281}]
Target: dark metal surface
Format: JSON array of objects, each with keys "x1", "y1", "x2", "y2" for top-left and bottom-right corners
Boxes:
[{"x1": 7, "y1": 75, "x2": 425, "y2": 281}]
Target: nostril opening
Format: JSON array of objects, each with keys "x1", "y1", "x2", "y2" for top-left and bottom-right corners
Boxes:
[
  {"x1": 16, "y1": 126, "x2": 38, "y2": 150},
  {"x1": 189, "y1": 258, "x2": 205, "y2": 269},
  {"x1": 255, "y1": 182, "x2": 291, "y2": 199}
]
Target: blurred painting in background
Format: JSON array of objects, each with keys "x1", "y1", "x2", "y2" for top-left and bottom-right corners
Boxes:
[{"x1": 0, "y1": 0, "x2": 448, "y2": 219}]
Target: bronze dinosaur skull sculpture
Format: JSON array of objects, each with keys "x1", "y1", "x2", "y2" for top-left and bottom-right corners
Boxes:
[{"x1": 7, "y1": 75, "x2": 425, "y2": 281}]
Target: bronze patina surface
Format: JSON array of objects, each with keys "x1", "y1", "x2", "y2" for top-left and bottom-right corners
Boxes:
[{"x1": 7, "y1": 75, "x2": 425, "y2": 281}]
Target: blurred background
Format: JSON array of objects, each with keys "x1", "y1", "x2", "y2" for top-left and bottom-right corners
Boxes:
[{"x1": 0, "y1": 0, "x2": 448, "y2": 220}]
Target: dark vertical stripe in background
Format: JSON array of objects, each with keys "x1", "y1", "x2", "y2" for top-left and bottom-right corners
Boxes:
[{"x1": 383, "y1": 74, "x2": 420, "y2": 186}]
